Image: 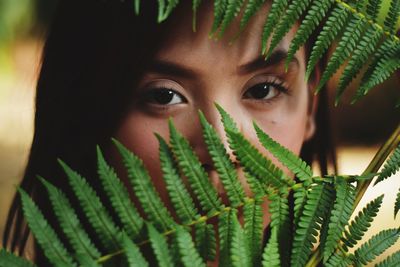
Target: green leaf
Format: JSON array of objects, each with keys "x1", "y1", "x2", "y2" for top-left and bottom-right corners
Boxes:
[
  {"x1": 343, "y1": 195, "x2": 384, "y2": 249},
  {"x1": 0, "y1": 249, "x2": 36, "y2": 267},
  {"x1": 384, "y1": 0, "x2": 400, "y2": 34},
  {"x1": 261, "y1": 0, "x2": 289, "y2": 54},
  {"x1": 147, "y1": 223, "x2": 174, "y2": 267},
  {"x1": 192, "y1": 0, "x2": 202, "y2": 31},
  {"x1": 306, "y1": 5, "x2": 351, "y2": 80},
  {"x1": 323, "y1": 178, "x2": 356, "y2": 262},
  {"x1": 199, "y1": 111, "x2": 245, "y2": 207},
  {"x1": 325, "y1": 252, "x2": 355, "y2": 267},
  {"x1": 375, "y1": 144, "x2": 400, "y2": 185},
  {"x1": 354, "y1": 228, "x2": 400, "y2": 265},
  {"x1": 243, "y1": 199, "x2": 263, "y2": 266},
  {"x1": 375, "y1": 250, "x2": 400, "y2": 267},
  {"x1": 315, "y1": 16, "x2": 367, "y2": 93},
  {"x1": 134, "y1": 0, "x2": 140, "y2": 15},
  {"x1": 239, "y1": 0, "x2": 265, "y2": 31},
  {"x1": 38, "y1": 177, "x2": 101, "y2": 260},
  {"x1": 254, "y1": 122, "x2": 313, "y2": 185},
  {"x1": 265, "y1": 0, "x2": 312, "y2": 59},
  {"x1": 122, "y1": 232, "x2": 149, "y2": 267},
  {"x1": 366, "y1": 0, "x2": 383, "y2": 22},
  {"x1": 293, "y1": 186, "x2": 307, "y2": 228},
  {"x1": 175, "y1": 226, "x2": 206, "y2": 267},
  {"x1": 395, "y1": 187, "x2": 400, "y2": 218},
  {"x1": 243, "y1": 171, "x2": 266, "y2": 197},
  {"x1": 96, "y1": 146, "x2": 144, "y2": 239},
  {"x1": 113, "y1": 139, "x2": 175, "y2": 231},
  {"x1": 59, "y1": 159, "x2": 121, "y2": 251},
  {"x1": 157, "y1": 134, "x2": 198, "y2": 224},
  {"x1": 211, "y1": 0, "x2": 229, "y2": 35},
  {"x1": 219, "y1": 208, "x2": 236, "y2": 267},
  {"x1": 169, "y1": 120, "x2": 223, "y2": 215},
  {"x1": 194, "y1": 221, "x2": 217, "y2": 261},
  {"x1": 230, "y1": 215, "x2": 251, "y2": 267},
  {"x1": 161, "y1": 0, "x2": 179, "y2": 22},
  {"x1": 219, "y1": 0, "x2": 245, "y2": 38},
  {"x1": 261, "y1": 228, "x2": 280, "y2": 267},
  {"x1": 285, "y1": 0, "x2": 335, "y2": 69},
  {"x1": 291, "y1": 184, "x2": 334, "y2": 267},
  {"x1": 18, "y1": 188, "x2": 76, "y2": 267},
  {"x1": 157, "y1": 0, "x2": 166, "y2": 22}
]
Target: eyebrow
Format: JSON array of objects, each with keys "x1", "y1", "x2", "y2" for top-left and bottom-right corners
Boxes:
[{"x1": 146, "y1": 49, "x2": 299, "y2": 78}]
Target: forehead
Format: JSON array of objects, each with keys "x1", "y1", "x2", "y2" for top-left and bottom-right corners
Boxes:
[{"x1": 154, "y1": 2, "x2": 300, "y2": 66}]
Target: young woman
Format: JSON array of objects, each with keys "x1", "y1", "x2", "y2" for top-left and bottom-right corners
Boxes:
[{"x1": 3, "y1": 0, "x2": 335, "y2": 265}]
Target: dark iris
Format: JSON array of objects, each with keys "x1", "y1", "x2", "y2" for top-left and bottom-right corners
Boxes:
[
  {"x1": 152, "y1": 89, "x2": 174, "y2": 104},
  {"x1": 246, "y1": 83, "x2": 271, "y2": 99}
]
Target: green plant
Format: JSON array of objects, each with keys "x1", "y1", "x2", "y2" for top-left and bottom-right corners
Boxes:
[{"x1": 1, "y1": 0, "x2": 400, "y2": 266}]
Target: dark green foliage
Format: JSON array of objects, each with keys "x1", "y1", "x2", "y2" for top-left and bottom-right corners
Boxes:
[
  {"x1": 194, "y1": 221, "x2": 217, "y2": 261},
  {"x1": 19, "y1": 188, "x2": 76, "y2": 267},
  {"x1": 325, "y1": 253, "x2": 355, "y2": 267},
  {"x1": 395, "y1": 188, "x2": 400, "y2": 218},
  {"x1": 113, "y1": 139, "x2": 175, "y2": 232},
  {"x1": 122, "y1": 232, "x2": 148, "y2": 267},
  {"x1": 366, "y1": 0, "x2": 383, "y2": 22},
  {"x1": 218, "y1": 0, "x2": 245, "y2": 38},
  {"x1": 262, "y1": 228, "x2": 280, "y2": 267},
  {"x1": 375, "y1": 144, "x2": 400, "y2": 185},
  {"x1": 375, "y1": 250, "x2": 400, "y2": 267},
  {"x1": 230, "y1": 214, "x2": 251, "y2": 267},
  {"x1": 59, "y1": 160, "x2": 121, "y2": 251},
  {"x1": 343, "y1": 195, "x2": 384, "y2": 249},
  {"x1": 239, "y1": 0, "x2": 266, "y2": 31},
  {"x1": 384, "y1": 0, "x2": 400, "y2": 34},
  {"x1": 219, "y1": 208, "x2": 236, "y2": 267},
  {"x1": 147, "y1": 223, "x2": 174, "y2": 267},
  {"x1": 243, "y1": 199, "x2": 263, "y2": 266},
  {"x1": 0, "y1": 249, "x2": 36, "y2": 267},
  {"x1": 354, "y1": 229, "x2": 400, "y2": 266},
  {"x1": 175, "y1": 227, "x2": 206, "y2": 267}
]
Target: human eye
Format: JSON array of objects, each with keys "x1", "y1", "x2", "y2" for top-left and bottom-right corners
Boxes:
[
  {"x1": 243, "y1": 78, "x2": 289, "y2": 102},
  {"x1": 143, "y1": 87, "x2": 187, "y2": 106}
]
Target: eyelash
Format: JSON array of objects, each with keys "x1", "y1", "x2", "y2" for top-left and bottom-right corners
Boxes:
[{"x1": 243, "y1": 78, "x2": 290, "y2": 103}]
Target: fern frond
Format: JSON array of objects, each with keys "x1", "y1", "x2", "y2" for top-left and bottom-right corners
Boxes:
[
  {"x1": 211, "y1": 0, "x2": 228, "y2": 35},
  {"x1": 354, "y1": 228, "x2": 400, "y2": 266},
  {"x1": 147, "y1": 223, "x2": 174, "y2": 267},
  {"x1": 199, "y1": 111, "x2": 245, "y2": 207},
  {"x1": 384, "y1": 0, "x2": 400, "y2": 34},
  {"x1": 323, "y1": 178, "x2": 356, "y2": 262},
  {"x1": 18, "y1": 188, "x2": 76, "y2": 266},
  {"x1": 112, "y1": 139, "x2": 175, "y2": 231},
  {"x1": 291, "y1": 184, "x2": 334, "y2": 267},
  {"x1": 254, "y1": 122, "x2": 313, "y2": 185},
  {"x1": 239, "y1": 0, "x2": 265, "y2": 31},
  {"x1": 375, "y1": 144, "x2": 400, "y2": 185},
  {"x1": 315, "y1": 16, "x2": 366, "y2": 93},
  {"x1": 169, "y1": 120, "x2": 223, "y2": 215},
  {"x1": 261, "y1": 0, "x2": 289, "y2": 54},
  {"x1": 162, "y1": 0, "x2": 179, "y2": 21},
  {"x1": 395, "y1": 188, "x2": 400, "y2": 218},
  {"x1": 285, "y1": 0, "x2": 335, "y2": 69},
  {"x1": 215, "y1": 103, "x2": 239, "y2": 132},
  {"x1": 0, "y1": 249, "x2": 36, "y2": 267},
  {"x1": 157, "y1": 0, "x2": 166, "y2": 22},
  {"x1": 243, "y1": 199, "x2": 263, "y2": 266},
  {"x1": 231, "y1": 214, "x2": 251, "y2": 267},
  {"x1": 194, "y1": 221, "x2": 217, "y2": 261},
  {"x1": 268, "y1": 190, "x2": 291, "y2": 266},
  {"x1": 342, "y1": 195, "x2": 384, "y2": 249},
  {"x1": 325, "y1": 252, "x2": 355, "y2": 267},
  {"x1": 38, "y1": 177, "x2": 101, "y2": 260},
  {"x1": 293, "y1": 186, "x2": 307, "y2": 228},
  {"x1": 96, "y1": 147, "x2": 144, "y2": 239},
  {"x1": 219, "y1": 0, "x2": 245, "y2": 38},
  {"x1": 353, "y1": 39, "x2": 400, "y2": 102},
  {"x1": 122, "y1": 232, "x2": 149, "y2": 267},
  {"x1": 175, "y1": 226, "x2": 206, "y2": 267},
  {"x1": 261, "y1": 228, "x2": 280, "y2": 267},
  {"x1": 192, "y1": 0, "x2": 202, "y2": 31},
  {"x1": 59, "y1": 160, "x2": 121, "y2": 251},
  {"x1": 134, "y1": 0, "x2": 140, "y2": 15},
  {"x1": 157, "y1": 134, "x2": 198, "y2": 224},
  {"x1": 244, "y1": 171, "x2": 266, "y2": 197},
  {"x1": 219, "y1": 208, "x2": 236, "y2": 267},
  {"x1": 335, "y1": 26, "x2": 382, "y2": 105},
  {"x1": 375, "y1": 250, "x2": 400, "y2": 267},
  {"x1": 225, "y1": 128, "x2": 291, "y2": 190},
  {"x1": 366, "y1": 0, "x2": 383, "y2": 22},
  {"x1": 265, "y1": 0, "x2": 312, "y2": 59},
  {"x1": 305, "y1": 5, "x2": 351, "y2": 80}
]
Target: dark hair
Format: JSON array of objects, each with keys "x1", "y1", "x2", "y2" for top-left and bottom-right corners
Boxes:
[{"x1": 3, "y1": 1, "x2": 336, "y2": 265}]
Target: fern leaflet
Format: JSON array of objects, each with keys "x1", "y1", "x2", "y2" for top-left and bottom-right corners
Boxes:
[
  {"x1": 0, "y1": 249, "x2": 36, "y2": 267},
  {"x1": 354, "y1": 228, "x2": 400, "y2": 266},
  {"x1": 231, "y1": 214, "x2": 251, "y2": 267},
  {"x1": 176, "y1": 226, "x2": 206, "y2": 267},
  {"x1": 219, "y1": 0, "x2": 245, "y2": 38},
  {"x1": 18, "y1": 188, "x2": 75, "y2": 267},
  {"x1": 261, "y1": 228, "x2": 280, "y2": 267},
  {"x1": 169, "y1": 120, "x2": 223, "y2": 215},
  {"x1": 366, "y1": 0, "x2": 383, "y2": 22},
  {"x1": 239, "y1": 0, "x2": 265, "y2": 31},
  {"x1": 194, "y1": 221, "x2": 217, "y2": 261},
  {"x1": 39, "y1": 177, "x2": 101, "y2": 260},
  {"x1": 395, "y1": 188, "x2": 400, "y2": 218},
  {"x1": 384, "y1": 0, "x2": 400, "y2": 34},
  {"x1": 147, "y1": 223, "x2": 174, "y2": 267},
  {"x1": 96, "y1": 146, "x2": 144, "y2": 239},
  {"x1": 243, "y1": 199, "x2": 263, "y2": 266},
  {"x1": 211, "y1": 0, "x2": 229, "y2": 36},
  {"x1": 59, "y1": 160, "x2": 121, "y2": 251},
  {"x1": 375, "y1": 250, "x2": 400, "y2": 267},
  {"x1": 219, "y1": 208, "x2": 236, "y2": 267},
  {"x1": 122, "y1": 232, "x2": 149, "y2": 267},
  {"x1": 375, "y1": 144, "x2": 400, "y2": 185},
  {"x1": 113, "y1": 139, "x2": 175, "y2": 231}
]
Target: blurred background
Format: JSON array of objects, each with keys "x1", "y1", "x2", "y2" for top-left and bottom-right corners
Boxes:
[{"x1": 0, "y1": 0, "x2": 399, "y2": 265}]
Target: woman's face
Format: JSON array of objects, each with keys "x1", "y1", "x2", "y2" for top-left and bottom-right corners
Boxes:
[{"x1": 112, "y1": 4, "x2": 316, "y2": 210}]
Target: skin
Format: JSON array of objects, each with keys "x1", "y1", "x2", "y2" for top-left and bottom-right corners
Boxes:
[{"x1": 110, "y1": 2, "x2": 317, "y2": 262}]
